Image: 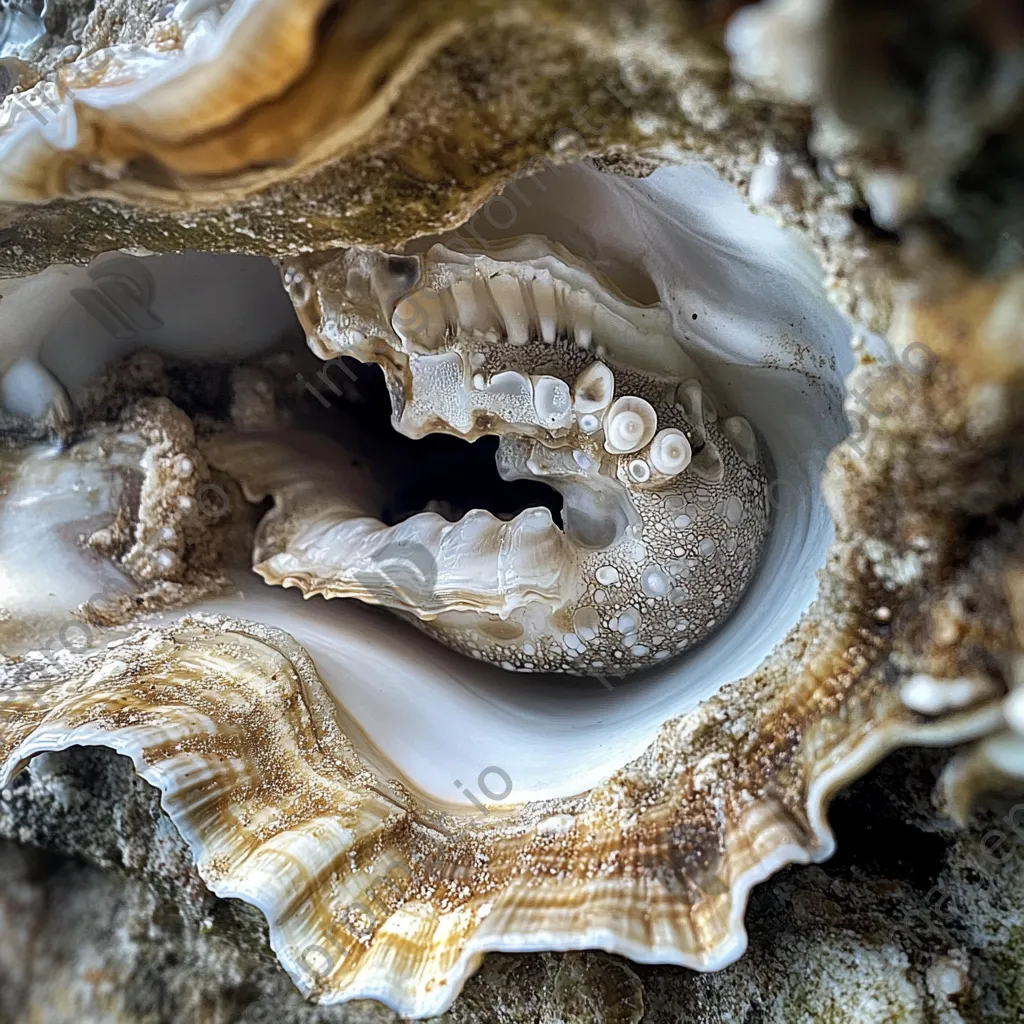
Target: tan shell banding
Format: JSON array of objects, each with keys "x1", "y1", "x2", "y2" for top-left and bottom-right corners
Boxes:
[
  {"x1": 0, "y1": 1, "x2": 1022, "y2": 1019},
  {"x1": 0, "y1": 0, "x2": 822, "y2": 275},
  {"x1": 0, "y1": 248, "x2": 1021, "y2": 1016},
  {"x1": 3, "y1": 287, "x2": 1022, "y2": 1010},
  {"x1": 0, "y1": 587, "x2": 1006, "y2": 1017},
  {"x1": 0, "y1": 0, "x2": 459, "y2": 203}
]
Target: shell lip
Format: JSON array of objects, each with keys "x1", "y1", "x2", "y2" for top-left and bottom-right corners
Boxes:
[
  {"x1": 0, "y1": 623, "x2": 1005, "y2": 1018},
  {"x1": 0, "y1": 0, "x2": 462, "y2": 204}
]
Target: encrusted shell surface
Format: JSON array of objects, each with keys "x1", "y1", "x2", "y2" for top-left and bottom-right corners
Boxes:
[
  {"x1": 0, "y1": 597, "x2": 1003, "y2": 1017},
  {"x1": 1, "y1": 262, "x2": 1021, "y2": 1016},
  {"x1": 210, "y1": 231, "x2": 774, "y2": 675},
  {"x1": 0, "y1": 0, "x2": 458, "y2": 204},
  {"x1": 1, "y1": 0, "x2": 1023, "y2": 1018}
]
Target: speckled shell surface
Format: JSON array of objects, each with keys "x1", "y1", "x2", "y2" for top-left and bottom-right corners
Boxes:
[{"x1": 204, "y1": 232, "x2": 773, "y2": 676}]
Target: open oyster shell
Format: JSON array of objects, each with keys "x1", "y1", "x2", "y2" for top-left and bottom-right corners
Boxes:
[{"x1": 1, "y1": 0, "x2": 1023, "y2": 1018}]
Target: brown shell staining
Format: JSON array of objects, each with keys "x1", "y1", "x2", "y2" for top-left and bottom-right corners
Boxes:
[{"x1": 1, "y1": 0, "x2": 1024, "y2": 1020}]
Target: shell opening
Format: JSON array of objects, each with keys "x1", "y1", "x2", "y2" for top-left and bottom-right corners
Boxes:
[
  {"x1": 0, "y1": 161, "x2": 854, "y2": 807},
  {"x1": 337, "y1": 357, "x2": 567, "y2": 529}
]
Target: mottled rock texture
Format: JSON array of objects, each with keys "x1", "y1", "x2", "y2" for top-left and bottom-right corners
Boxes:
[{"x1": 1, "y1": 745, "x2": 1020, "y2": 1023}]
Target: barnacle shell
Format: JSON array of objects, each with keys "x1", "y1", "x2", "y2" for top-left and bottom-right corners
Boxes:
[
  {"x1": 602, "y1": 396, "x2": 658, "y2": 455},
  {"x1": 940, "y1": 570, "x2": 1024, "y2": 822},
  {"x1": 573, "y1": 361, "x2": 615, "y2": 415},
  {"x1": 1, "y1": 0, "x2": 1023, "y2": 1018},
  {"x1": 649, "y1": 427, "x2": 692, "y2": 477},
  {"x1": 230, "y1": 226, "x2": 778, "y2": 675}
]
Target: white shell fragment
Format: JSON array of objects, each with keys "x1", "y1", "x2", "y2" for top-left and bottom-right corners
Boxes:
[
  {"x1": 723, "y1": 415, "x2": 759, "y2": 464},
  {"x1": 901, "y1": 674, "x2": 997, "y2": 716},
  {"x1": 533, "y1": 374, "x2": 573, "y2": 430}
]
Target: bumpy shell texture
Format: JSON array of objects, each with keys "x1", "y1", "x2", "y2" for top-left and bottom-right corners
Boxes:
[
  {"x1": 206, "y1": 234, "x2": 772, "y2": 676},
  {"x1": 1, "y1": 0, "x2": 1024, "y2": 1019}
]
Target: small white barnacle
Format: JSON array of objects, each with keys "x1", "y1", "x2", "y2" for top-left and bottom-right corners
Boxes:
[
  {"x1": 649, "y1": 428, "x2": 692, "y2": 476},
  {"x1": 533, "y1": 375, "x2": 573, "y2": 430},
  {"x1": 603, "y1": 395, "x2": 657, "y2": 455},
  {"x1": 723, "y1": 415, "x2": 758, "y2": 464},
  {"x1": 628, "y1": 458, "x2": 651, "y2": 482},
  {"x1": 573, "y1": 361, "x2": 614, "y2": 414}
]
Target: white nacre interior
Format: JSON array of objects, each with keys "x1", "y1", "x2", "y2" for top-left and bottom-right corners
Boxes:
[
  {"x1": 0, "y1": 1, "x2": 48, "y2": 61},
  {"x1": 0, "y1": 162, "x2": 854, "y2": 809}
]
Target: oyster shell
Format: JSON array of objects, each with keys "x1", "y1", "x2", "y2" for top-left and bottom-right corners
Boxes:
[
  {"x1": 2, "y1": 169, "x2": 1020, "y2": 1018},
  {"x1": 0, "y1": 0, "x2": 1022, "y2": 1018},
  {"x1": 0, "y1": 0, "x2": 457, "y2": 203}
]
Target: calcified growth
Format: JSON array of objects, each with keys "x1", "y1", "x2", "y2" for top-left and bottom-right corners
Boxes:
[{"x1": 208, "y1": 237, "x2": 771, "y2": 675}]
